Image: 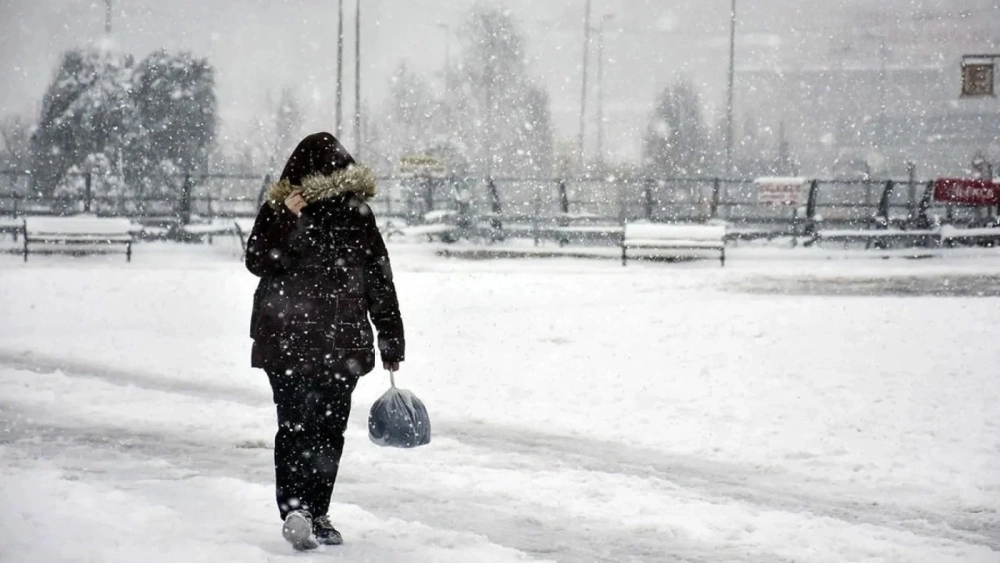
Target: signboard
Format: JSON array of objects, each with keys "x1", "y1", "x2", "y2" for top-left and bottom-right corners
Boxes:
[
  {"x1": 961, "y1": 61, "x2": 995, "y2": 98},
  {"x1": 398, "y1": 155, "x2": 448, "y2": 178},
  {"x1": 933, "y1": 178, "x2": 1000, "y2": 206},
  {"x1": 755, "y1": 177, "x2": 807, "y2": 206}
]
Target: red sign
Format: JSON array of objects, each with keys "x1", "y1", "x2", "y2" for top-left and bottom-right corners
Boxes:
[
  {"x1": 933, "y1": 178, "x2": 1000, "y2": 206},
  {"x1": 756, "y1": 177, "x2": 807, "y2": 206}
]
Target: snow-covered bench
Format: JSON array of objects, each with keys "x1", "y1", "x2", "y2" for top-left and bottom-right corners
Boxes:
[
  {"x1": 182, "y1": 219, "x2": 235, "y2": 243},
  {"x1": 385, "y1": 210, "x2": 459, "y2": 243},
  {"x1": 182, "y1": 218, "x2": 258, "y2": 246},
  {"x1": 23, "y1": 216, "x2": 137, "y2": 262},
  {"x1": 0, "y1": 217, "x2": 22, "y2": 241},
  {"x1": 940, "y1": 225, "x2": 1000, "y2": 246},
  {"x1": 621, "y1": 223, "x2": 726, "y2": 266},
  {"x1": 398, "y1": 223, "x2": 458, "y2": 242},
  {"x1": 541, "y1": 214, "x2": 623, "y2": 246},
  {"x1": 812, "y1": 228, "x2": 939, "y2": 249}
]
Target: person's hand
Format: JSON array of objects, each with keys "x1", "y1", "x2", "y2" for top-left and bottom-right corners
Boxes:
[
  {"x1": 284, "y1": 190, "x2": 307, "y2": 216},
  {"x1": 384, "y1": 361, "x2": 400, "y2": 372}
]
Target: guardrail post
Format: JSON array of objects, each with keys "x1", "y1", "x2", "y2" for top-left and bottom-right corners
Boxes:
[
  {"x1": 907, "y1": 162, "x2": 917, "y2": 218},
  {"x1": 179, "y1": 174, "x2": 193, "y2": 225},
  {"x1": 916, "y1": 181, "x2": 934, "y2": 231},
  {"x1": 557, "y1": 178, "x2": 569, "y2": 246},
  {"x1": 617, "y1": 178, "x2": 626, "y2": 226},
  {"x1": 423, "y1": 177, "x2": 434, "y2": 214},
  {"x1": 710, "y1": 177, "x2": 721, "y2": 220},
  {"x1": 805, "y1": 179, "x2": 819, "y2": 238},
  {"x1": 876, "y1": 180, "x2": 893, "y2": 229},
  {"x1": 643, "y1": 178, "x2": 654, "y2": 220},
  {"x1": 557, "y1": 178, "x2": 569, "y2": 217},
  {"x1": 487, "y1": 176, "x2": 503, "y2": 241},
  {"x1": 84, "y1": 172, "x2": 92, "y2": 213}
]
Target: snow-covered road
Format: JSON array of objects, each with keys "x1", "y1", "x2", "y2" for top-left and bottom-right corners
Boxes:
[{"x1": 1, "y1": 242, "x2": 998, "y2": 562}]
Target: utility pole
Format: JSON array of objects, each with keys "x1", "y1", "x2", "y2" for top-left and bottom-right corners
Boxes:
[
  {"x1": 596, "y1": 14, "x2": 614, "y2": 167},
  {"x1": 105, "y1": 0, "x2": 112, "y2": 35},
  {"x1": 485, "y1": 31, "x2": 495, "y2": 179},
  {"x1": 335, "y1": 0, "x2": 344, "y2": 138},
  {"x1": 878, "y1": 37, "x2": 888, "y2": 138},
  {"x1": 437, "y1": 23, "x2": 451, "y2": 87},
  {"x1": 354, "y1": 0, "x2": 362, "y2": 158},
  {"x1": 577, "y1": 0, "x2": 592, "y2": 170},
  {"x1": 725, "y1": 0, "x2": 737, "y2": 176}
]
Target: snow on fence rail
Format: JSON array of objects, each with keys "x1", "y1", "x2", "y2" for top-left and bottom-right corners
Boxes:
[{"x1": 2, "y1": 171, "x2": 997, "y2": 248}]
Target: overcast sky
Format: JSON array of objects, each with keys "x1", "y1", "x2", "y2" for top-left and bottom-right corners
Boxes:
[{"x1": 1, "y1": 0, "x2": 996, "y2": 162}]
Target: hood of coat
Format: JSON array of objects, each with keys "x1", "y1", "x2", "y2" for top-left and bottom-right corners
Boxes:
[{"x1": 266, "y1": 164, "x2": 377, "y2": 209}]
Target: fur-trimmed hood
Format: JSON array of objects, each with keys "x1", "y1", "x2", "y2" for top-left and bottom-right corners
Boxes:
[{"x1": 266, "y1": 164, "x2": 377, "y2": 209}]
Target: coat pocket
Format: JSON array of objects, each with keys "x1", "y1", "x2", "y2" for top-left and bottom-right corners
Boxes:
[{"x1": 333, "y1": 297, "x2": 373, "y2": 349}]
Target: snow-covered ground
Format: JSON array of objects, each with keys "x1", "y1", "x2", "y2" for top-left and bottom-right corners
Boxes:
[{"x1": 1, "y1": 239, "x2": 999, "y2": 562}]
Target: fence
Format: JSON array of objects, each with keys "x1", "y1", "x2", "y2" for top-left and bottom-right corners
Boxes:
[{"x1": 1, "y1": 170, "x2": 996, "y2": 238}]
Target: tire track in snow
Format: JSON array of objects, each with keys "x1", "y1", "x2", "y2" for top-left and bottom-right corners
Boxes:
[
  {"x1": 2, "y1": 352, "x2": 997, "y2": 558},
  {"x1": 0, "y1": 349, "x2": 267, "y2": 406},
  {"x1": 0, "y1": 405, "x2": 765, "y2": 563}
]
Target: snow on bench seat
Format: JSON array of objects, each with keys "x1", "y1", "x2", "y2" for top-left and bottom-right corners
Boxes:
[
  {"x1": 940, "y1": 225, "x2": 1000, "y2": 241},
  {"x1": 0, "y1": 217, "x2": 23, "y2": 240},
  {"x1": 812, "y1": 228, "x2": 940, "y2": 250},
  {"x1": 400, "y1": 224, "x2": 457, "y2": 240},
  {"x1": 551, "y1": 225, "x2": 623, "y2": 234},
  {"x1": 23, "y1": 216, "x2": 136, "y2": 262},
  {"x1": 182, "y1": 220, "x2": 238, "y2": 236},
  {"x1": 183, "y1": 218, "x2": 258, "y2": 247},
  {"x1": 816, "y1": 229, "x2": 938, "y2": 240},
  {"x1": 622, "y1": 223, "x2": 726, "y2": 266}
]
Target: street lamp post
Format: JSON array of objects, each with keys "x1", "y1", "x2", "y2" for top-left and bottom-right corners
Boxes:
[
  {"x1": 354, "y1": 0, "x2": 361, "y2": 158},
  {"x1": 577, "y1": 0, "x2": 592, "y2": 170},
  {"x1": 105, "y1": 0, "x2": 112, "y2": 35},
  {"x1": 596, "y1": 14, "x2": 614, "y2": 167},
  {"x1": 725, "y1": 0, "x2": 737, "y2": 176},
  {"x1": 335, "y1": 0, "x2": 345, "y2": 138},
  {"x1": 437, "y1": 23, "x2": 451, "y2": 87}
]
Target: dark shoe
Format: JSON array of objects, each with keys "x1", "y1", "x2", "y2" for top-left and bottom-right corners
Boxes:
[
  {"x1": 312, "y1": 514, "x2": 343, "y2": 545},
  {"x1": 282, "y1": 510, "x2": 320, "y2": 551}
]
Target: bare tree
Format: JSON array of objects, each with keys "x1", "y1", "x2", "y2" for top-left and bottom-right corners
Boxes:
[{"x1": 0, "y1": 115, "x2": 31, "y2": 171}]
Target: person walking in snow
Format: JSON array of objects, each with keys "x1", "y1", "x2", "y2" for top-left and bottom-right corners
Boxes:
[{"x1": 245, "y1": 132, "x2": 405, "y2": 550}]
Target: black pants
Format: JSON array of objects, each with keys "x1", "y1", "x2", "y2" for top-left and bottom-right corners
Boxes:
[{"x1": 266, "y1": 368, "x2": 358, "y2": 520}]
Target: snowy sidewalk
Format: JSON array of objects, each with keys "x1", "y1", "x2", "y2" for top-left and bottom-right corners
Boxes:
[{"x1": 1, "y1": 244, "x2": 998, "y2": 561}]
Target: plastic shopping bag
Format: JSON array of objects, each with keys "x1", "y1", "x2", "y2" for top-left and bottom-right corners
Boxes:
[{"x1": 368, "y1": 372, "x2": 431, "y2": 448}]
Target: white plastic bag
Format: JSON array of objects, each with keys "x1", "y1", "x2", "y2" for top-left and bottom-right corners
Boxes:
[{"x1": 368, "y1": 372, "x2": 431, "y2": 448}]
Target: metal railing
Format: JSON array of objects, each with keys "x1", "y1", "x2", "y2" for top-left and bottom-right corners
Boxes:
[{"x1": 2, "y1": 170, "x2": 996, "y2": 240}]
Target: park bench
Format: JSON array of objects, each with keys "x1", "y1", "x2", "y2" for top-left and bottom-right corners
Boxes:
[
  {"x1": 182, "y1": 219, "x2": 237, "y2": 243},
  {"x1": 23, "y1": 216, "x2": 137, "y2": 262},
  {"x1": 940, "y1": 224, "x2": 1000, "y2": 247},
  {"x1": 385, "y1": 210, "x2": 459, "y2": 242},
  {"x1": 621, "y1": 222, "x2": 726, "y2": 266},
  {"x1": 1, "y1": 217, "x2": 22, "y2": 241},
  {"x1": 811, "y1": 228, "x2": 939, "y2": 249}
]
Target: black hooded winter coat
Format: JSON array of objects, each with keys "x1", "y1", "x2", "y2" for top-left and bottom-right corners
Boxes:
[{"x1": 245, "y1": 135, "x2": 404, "y2": 376}]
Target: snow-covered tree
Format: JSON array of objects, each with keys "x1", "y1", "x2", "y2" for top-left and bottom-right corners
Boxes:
[
  {"x1": 0, "y1": 115, "x2": 31, "y2": 171},
  {"x1": 643, "y1": 81, "x2": 711, "y2": 177},
  {"x1": 30, "y1": 48, "x2": 134, "y2": 197},
  {"x1": 274, "y1": 87, "x2": 303, "y2": 166},
  {"x1": 454, "y1": 3, "x2": 553, "y2": 178},
  {"x1": 366, "y1": 62, "x2": 452, "y2": 175},
  {"x1": 126, "y1": 50, "x2": 217, "y2": 196},
  {"x1": 29, "y1": 46, "x2": 217, "y2": 201}
]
